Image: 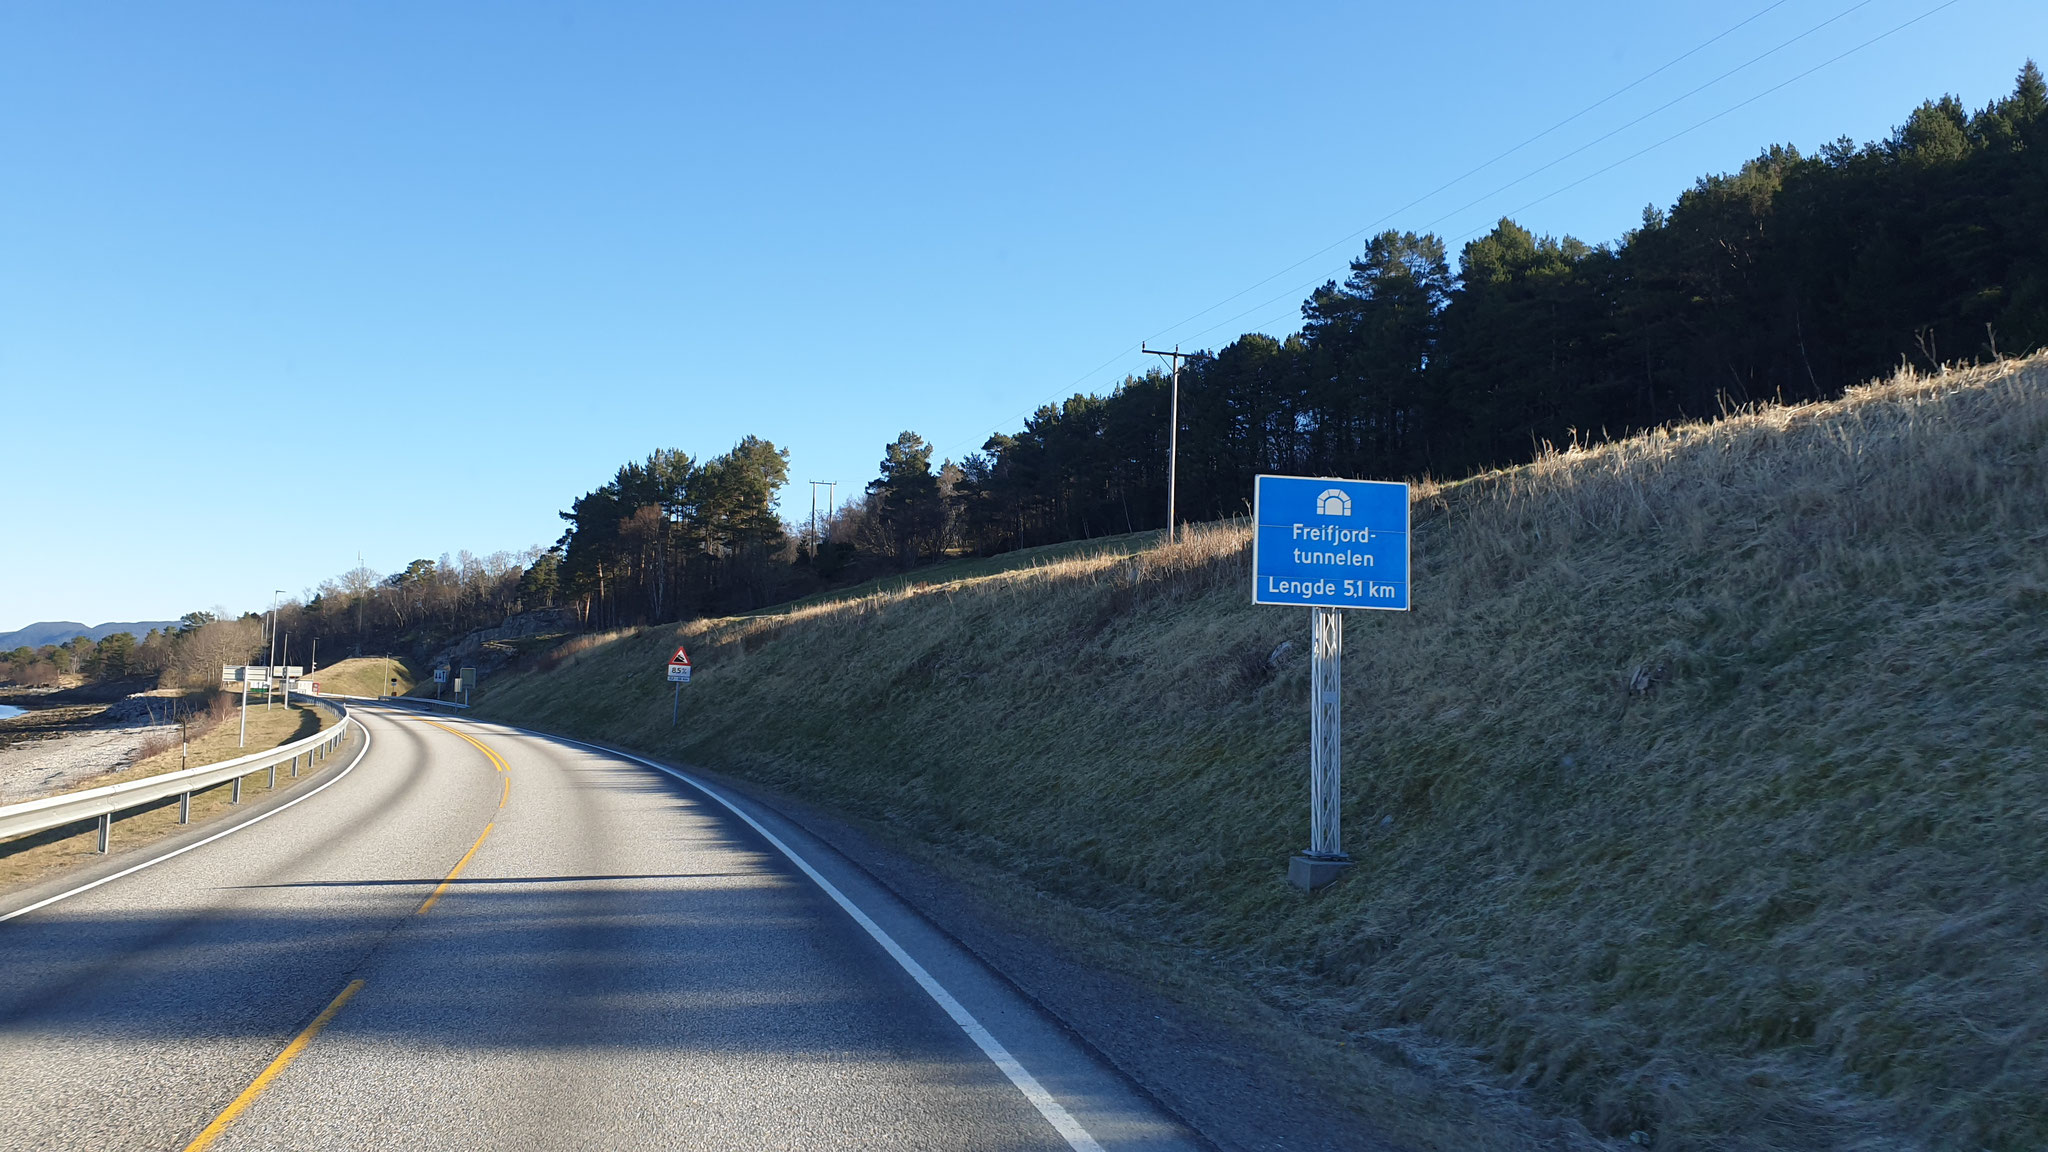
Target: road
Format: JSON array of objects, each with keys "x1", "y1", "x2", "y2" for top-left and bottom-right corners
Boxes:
[{"x1": 0, "y1": 705, "x2": 1201, "y2": 1151}]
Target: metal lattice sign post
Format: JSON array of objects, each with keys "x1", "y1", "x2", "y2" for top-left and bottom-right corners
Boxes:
[{"x1": 1251, "y1": 475, "x2": 1410, "y2": 891}]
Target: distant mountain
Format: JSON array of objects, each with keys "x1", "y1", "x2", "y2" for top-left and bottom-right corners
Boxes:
[{"x1": 0, "y1": 621, "x2": 180, "y2": 650}]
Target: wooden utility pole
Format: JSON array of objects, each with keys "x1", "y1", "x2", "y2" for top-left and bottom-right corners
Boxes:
[
  {"x1": 1142, "y1": 345, "x2": 1196, "y2": 542},
  {"x1": 808, "y1": 480, "x2": 838, "y2": 557}
]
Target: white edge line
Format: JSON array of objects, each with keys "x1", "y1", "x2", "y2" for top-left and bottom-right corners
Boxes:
[
  {"x1": 472, "y1": 720, "x2": 1106, "y2": 1152},
  {"x1": 0, "y1": 719, "x2": 373, "y2": 925}
]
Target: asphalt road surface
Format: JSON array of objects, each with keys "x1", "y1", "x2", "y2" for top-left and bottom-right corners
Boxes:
[{"x1": 0, "y1": 705, "x2": 1201, "y2": 1151}]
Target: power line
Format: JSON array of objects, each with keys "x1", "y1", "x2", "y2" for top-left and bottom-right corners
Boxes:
[
  {"x1": 938, "y1": 345, "x2": 1153, "y2": 465},
  {"x1": 1168, "y1": 0, "x2": 1903, "y2": 351},
  {"x1": 1468, "y1": 0, "x2": 1966, "y2": 232},
  {"x1": 947, "y1": 0, "x2": 1965, "y2": 464},
  {"x1": 1407, "y1": 0, "x2": 1883, "y2": 236},
  {"x1": 1138, "y1": 0, "x2": 1803, "y2": 349},
  {"x1": 1196, "y1": 0, "x2": 1970, "y2": 348},
  {"x1": 944, "y1": 4, "x2": 1810, "y2": 462}
]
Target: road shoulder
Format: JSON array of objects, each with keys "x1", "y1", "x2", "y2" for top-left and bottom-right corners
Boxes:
[{"x1": 656, "y1": 758, "x2": 1627, "y2": 1152}]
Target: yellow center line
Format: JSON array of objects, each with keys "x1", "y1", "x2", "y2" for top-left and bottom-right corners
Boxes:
[
  {"x1": 414, "y1": 719, "x2": 510, "y2": 915},
  {"x1": 180, "y1": 718, "x2": 515, "y2": 1150},
  {"x1": 182, "y1": 979, "x2": 365, "y2": 1152},
  {"x1": 415, "y1": 821, "x2": 492, "y2": 915},
  {"x1": 423, "y1": 719, "x2": 512, "y2": 774}
]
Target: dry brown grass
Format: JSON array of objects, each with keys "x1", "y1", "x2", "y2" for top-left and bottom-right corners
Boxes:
[
  {"x1": 303, "y1": 657, "x2": 418, "y2": 699},
  {"x1": 477, "y1": 353, "x2": 2048, "y2": 1151},
  {"x1": 531, "y1": 629, "x2": 643, "y2": 674}
]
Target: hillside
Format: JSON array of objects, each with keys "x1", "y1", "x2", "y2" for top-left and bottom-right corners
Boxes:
[
  {"x1": 0, "y1": 621, "x2": 178, "y2": 650},
  {"x1": 475, "y1": 353, "x2": 2048, "y2": 1151},
  {"x1": 302, "y1": 656, "x2": 417, "y2": 699}
]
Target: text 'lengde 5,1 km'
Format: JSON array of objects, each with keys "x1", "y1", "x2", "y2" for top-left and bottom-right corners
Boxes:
[{"x1": 1252, "y1": 475, "x2": 1411, "y2": 611}]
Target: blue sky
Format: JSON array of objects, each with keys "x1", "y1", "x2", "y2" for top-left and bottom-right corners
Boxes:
[{"x1": 5, "y1": 0, "x2": 2042, "y2": 626}]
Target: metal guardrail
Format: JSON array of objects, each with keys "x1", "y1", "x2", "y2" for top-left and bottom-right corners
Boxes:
[{"x1": 0, "y1": 698, "x2": 354, "y2": 853}]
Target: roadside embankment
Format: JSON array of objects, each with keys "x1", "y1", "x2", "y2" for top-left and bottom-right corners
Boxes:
[{"x1": 477, "y1": 353, "x2": 2048, "y2": 1152}]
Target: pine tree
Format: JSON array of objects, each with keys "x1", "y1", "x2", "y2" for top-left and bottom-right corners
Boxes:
[{"x1": 869, "y1": 432, "x2": 944, "y2": 566}]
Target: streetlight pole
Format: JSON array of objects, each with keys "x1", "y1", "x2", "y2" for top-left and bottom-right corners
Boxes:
[
  {"x1": 266, "y1": 590, "x2": 283, "y2": 711},
  {"x1": 1142, "y1": 345, "x2": 1195, "y2": 543}
]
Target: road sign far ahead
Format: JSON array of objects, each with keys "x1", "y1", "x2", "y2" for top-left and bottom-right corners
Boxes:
[{"x1": 1251, "y1": 474, "x2": 1410, "y2": 610}]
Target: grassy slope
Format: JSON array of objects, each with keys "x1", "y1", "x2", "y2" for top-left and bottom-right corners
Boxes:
[
  {"x1": 477, "y1": 355, "x2": 2048, "y2": 1152},
  {"x1": 752, "y1": 531, "x2": 1167, "y2": 616},
  {"x1": 305, "y1": 656, "x2": 417, "y2": 698}
]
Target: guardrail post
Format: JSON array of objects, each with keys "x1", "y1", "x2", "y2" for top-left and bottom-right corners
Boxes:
[
  {"x1": 231, "y1": 776, "x2": 242, "y2": 804},
  {"x1": 97, "y1": 813, "x2": 110, "y2": 853},
  {"x1": 178, "y1": 792, "x2": 191, "y2": 824},
  {"x1": 268, "y1": 762, "x2": 276, "y2": 789},
  {"x1": 290, "y1": 753, "x2": 299, "y2": 778}
]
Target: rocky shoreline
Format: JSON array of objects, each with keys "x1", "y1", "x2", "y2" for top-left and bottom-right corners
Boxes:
[{"x1": 0, "y1": 684, "x2": 182, "y2": 805}]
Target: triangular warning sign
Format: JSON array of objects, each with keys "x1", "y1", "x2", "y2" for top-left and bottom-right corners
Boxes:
[{"x1": 670, "y1": 645, "x2": 691, "y2": 666}]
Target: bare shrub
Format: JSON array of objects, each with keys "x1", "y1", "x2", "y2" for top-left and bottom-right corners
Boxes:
[
  {"x1": 160, "y1": 620, "x2": 264, "y2": 690},
  {"x1": 130, "y1": 691, "x2": 235, "y2": 763}
]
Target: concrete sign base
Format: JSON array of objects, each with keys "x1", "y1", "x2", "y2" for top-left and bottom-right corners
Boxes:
[{"x1": 1288, "y1": 854, "x2": 1353, "y2": 892}]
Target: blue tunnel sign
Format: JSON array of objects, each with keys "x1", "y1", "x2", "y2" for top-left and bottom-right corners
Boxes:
[{"x1": 1251, "y1": 474, "x2": 1411, "y2": 610}]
